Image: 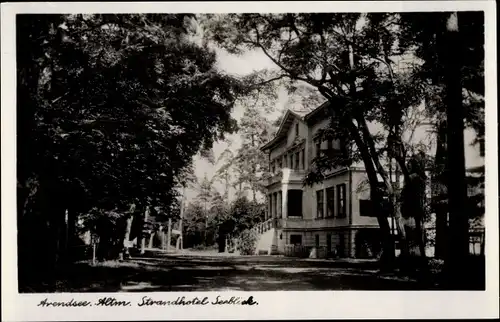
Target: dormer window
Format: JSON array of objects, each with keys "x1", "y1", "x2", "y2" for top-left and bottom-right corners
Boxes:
[{"x1": 295, "y1": 123, "x2": 299, "y2": 137}]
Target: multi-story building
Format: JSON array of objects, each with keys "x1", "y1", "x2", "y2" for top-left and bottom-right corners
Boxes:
[
  {"x1": 256, "y1": 100, "x2": 485, "y2": 259},
  {"x1": 258, "y1": 102, "x2": 382, "y2": 258}
]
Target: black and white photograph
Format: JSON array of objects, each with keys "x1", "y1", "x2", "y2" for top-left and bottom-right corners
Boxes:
[{"x1": 2, "y1": 1, "x2": 498, "y2": 320}]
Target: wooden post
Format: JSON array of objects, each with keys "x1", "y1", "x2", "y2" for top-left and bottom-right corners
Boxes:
[
  {"x1": 179, "y1": 187, "x2": 185, "y2": 250},
  {"x1": 92, "y1": 243, "x2": 96, "y2": 265},
  {"x1": 64, "y1": 209, "x2": 69, "y2": 254}
]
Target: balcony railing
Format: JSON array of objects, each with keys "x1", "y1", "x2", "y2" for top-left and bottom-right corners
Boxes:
[
  {"x1": 266, "y1": 168, "x2": 307, "y2": 186},
  {"x1": 266, "y1": 170, "x2": 283, "y2": 186},
  {"x1": 277, "y1": 217, "x2": 342, "y2": 229},
  {"x1": 285, "y1": 168, "x2": 307, "y2": 182}
]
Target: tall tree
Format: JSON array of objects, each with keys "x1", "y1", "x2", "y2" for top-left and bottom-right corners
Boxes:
[
  {"x1": 233, "y1": 105, "x2": 275, "y2": 201},
  {"x1": 398, "y1": 11, "x2": 484, "y2": 286},
  {"x1": 17, "y1": 13, "x2": 242, "y2": 284},
  {"x1": 205, "y1": 13, "x2": 427, "y2": 270}
]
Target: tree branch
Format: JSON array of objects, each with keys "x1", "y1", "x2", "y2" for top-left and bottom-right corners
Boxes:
[{"x1": 251, "y1": 74, "x2": 288, "y2": 88}]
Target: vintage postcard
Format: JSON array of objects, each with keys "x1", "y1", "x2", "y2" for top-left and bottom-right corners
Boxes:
[{"x1": 1, "y1": 1, "x2": 498, "y2": 320}]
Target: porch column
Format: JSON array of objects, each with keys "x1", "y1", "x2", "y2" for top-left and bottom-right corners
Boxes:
[
  {"x1": 277, "y1": 191, "x2": 282, "y2": 218},
  {"x1": 282, "y1": 184, "x2": 288, "y2": 219},
  {"x1": 268, "y1": 194, "x2": 272, "y2": 220}
]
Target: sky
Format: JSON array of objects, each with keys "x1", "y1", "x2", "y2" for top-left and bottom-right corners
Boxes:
[
  {"x1": 182, "y1": 22, "x2": 484, "y2": 205},
  {"x1": 183, "y1": 47, "x2": 287, "y2": 202}
]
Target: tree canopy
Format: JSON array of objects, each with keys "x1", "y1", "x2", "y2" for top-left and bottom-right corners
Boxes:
[{"x1": 18, "y1": 14, "x2": 241, "y2": 219}]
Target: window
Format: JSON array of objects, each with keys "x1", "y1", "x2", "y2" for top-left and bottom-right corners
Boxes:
[
  {"x1": 278, "y1": 159, "x2": 282, "y2": 169},
  {"x1": 295, "y1": 152, "x2": 300, "y2": 170},
  {"x1": 316, "y1": 141, "x2": 321, "y2": 157},
  {"x1": 327, "y1": 139, "x2": 333, "y2": 150},
  {"x1": 315, "y1": 234, "x2": 320, "y2": 248},
  {"x1": 316, "y1": 190, "x2": 324, "y2": 218},
  {"x1": 326, "y1": 187, "x2": 335, "y2": 217},
  {"x1": 268, "y1": 195, "x2": 273, "y2": 218},
  {"x1": 337, "y1": 183, "x2": 346, "y2": 217},
  {"x1": 338, "y1": 232, "x2": 345, "y2": 256},
  {"x1": 288, "y1": 190, "x2": 303, "y2": 217},
  {"x1": 301, "y1": 148, "x2": 305, "y2": 169},
  {"x1": 283, "y1": 155, "x2": 287, "y2": 168},
  {"x1": 273, "y1": 192, "x2": 278, "y2": 218},
  {"x1": 359, "y1": 199, "x2": 375, "y2": 217},
  {"x1": 290, "y1": 234, "x2": 302, "y2": 245},
  {"x1": 295, "y1": 123, "x2": 299, "y2": 137},
  {"x1": 289, "y1": 154, "x2": 294, "y2": 169}
]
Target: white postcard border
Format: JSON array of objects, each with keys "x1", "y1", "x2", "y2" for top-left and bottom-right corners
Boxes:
[{"x1": 2, "y1": 1, "x2": 498, "y2": 321}]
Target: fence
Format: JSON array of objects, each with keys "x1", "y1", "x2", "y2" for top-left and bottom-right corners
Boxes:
[
  {"x1": 283, "y1": 245, "x2": 329, "y2": 258},
  {"x1": 469, "y1": 228, "x2": 485, "y2": 256},
  {"x1": 424, "y1": 227, "x2": 485, "y2": 257}
]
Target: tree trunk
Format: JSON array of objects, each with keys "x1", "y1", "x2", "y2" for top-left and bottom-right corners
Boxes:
[
  {"x1": 139, "y1": 206, "x2": 149, "y2": 255},
  {"x1": 434, "y1": 120, "x2": 448, "y2": 259},
  {"x1": 346, "y1": 121, "x2": 395, "y2": 270},
  {"x1": 167, "y1": 218, "x2": 172, "y2": 251},
  {"x1": 434, "y1": 208, "x2": 448, "y2": 259},
  {"x1": 441, "y1": 12, "x2": 469, "y2": 289},
  {"x1": 123, "y1": 215, "x2": 134, "y2": 257}
]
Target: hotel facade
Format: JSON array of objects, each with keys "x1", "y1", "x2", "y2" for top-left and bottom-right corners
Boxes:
[{"x1": 258, "y1": 103, "x2": 383, "y2": 258}]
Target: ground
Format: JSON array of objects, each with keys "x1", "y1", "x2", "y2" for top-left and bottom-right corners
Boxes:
[{"x1": 20, "y1": 249, "x2": 473, "y2": 292}]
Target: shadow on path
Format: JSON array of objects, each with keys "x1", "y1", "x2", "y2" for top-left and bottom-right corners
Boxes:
[{"x1": 20, "y1": 255, "x2": 432, "y2": 292}]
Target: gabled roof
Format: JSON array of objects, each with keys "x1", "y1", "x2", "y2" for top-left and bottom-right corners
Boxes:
[{"x1": 260, "y1": 101, "x2": 330, "y2": 151}]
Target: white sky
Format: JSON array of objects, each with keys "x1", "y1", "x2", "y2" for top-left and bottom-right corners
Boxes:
[
  {"x1": 184, "y1": 47, "x2": 287, "y2": 202},
  {"x1": 183, "y1": 29, "x2": 484, "y2": 204}
]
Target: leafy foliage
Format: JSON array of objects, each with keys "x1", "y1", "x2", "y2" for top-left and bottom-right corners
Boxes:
[
  {"x1": 17, "y1": 14, "x2": 246, "y2": 266},
  {"x1": 237, "y1": 229, "x2": 258, "y2": 255},
  {"x1": 232, "y1": 106, "x2": 276, "y2": 200},
  {"x1": 204, "y1": 13, "x2": 484, "y2": 272},
  {"x1": 18, "y1": 13, "x2": 242, "y2": 212}
]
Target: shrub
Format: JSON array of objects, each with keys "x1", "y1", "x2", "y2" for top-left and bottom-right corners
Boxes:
[{"x1": 238, "y1": 229, "x2": 258, "y2": 255}]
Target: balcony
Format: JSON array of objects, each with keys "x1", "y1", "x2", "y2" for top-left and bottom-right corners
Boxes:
[
  {"x1": 266, "y1": 168, "x2": 307, "y2": 186},
  {"x1": 266, "y1": 170, "x2": 283, "y2": 186},
  {"x1": 277, "y1": 217, "x2": 340, "y2": 230},
  {"x1": 283, "y1": 168, "x2": 307, "y2": 183}
]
